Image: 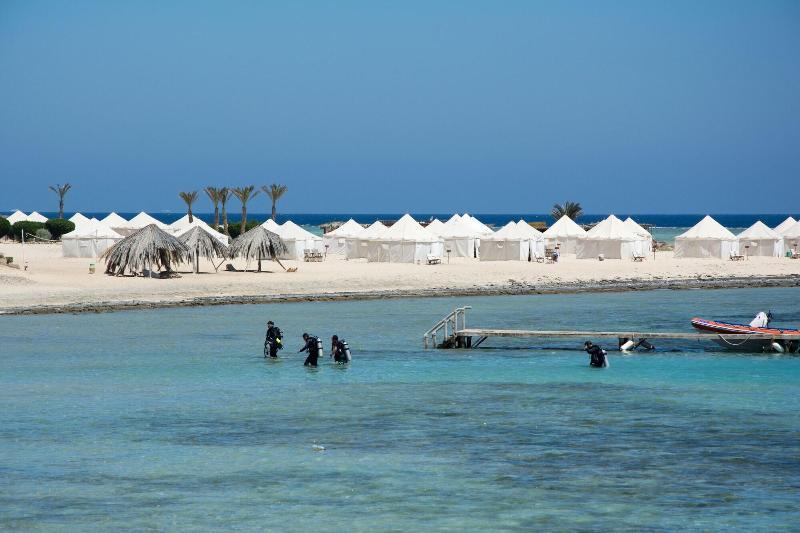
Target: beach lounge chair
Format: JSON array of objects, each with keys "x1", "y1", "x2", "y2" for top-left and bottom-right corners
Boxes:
[
  {"x1": 730, "y1": 252, "x2": 745, "y2": 261},
  {"x1": 632, "y1": 254, "x2": 645, "y2": 262},
  {"x1": 426, "y1": 254, "x2": 441, "y2": 265}
]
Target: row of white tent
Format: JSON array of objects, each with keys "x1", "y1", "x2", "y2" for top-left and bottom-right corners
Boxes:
[
  {"x1": 5, "y1": 210, "x2": 49, "y2": 223},
  {"x1": 675, "y1": 216, "x2": 800, "y2": 258}
]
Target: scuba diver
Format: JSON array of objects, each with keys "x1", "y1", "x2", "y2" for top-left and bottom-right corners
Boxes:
[
  {"x1": 264, "y1": 320, "x2": 283, "y2": 358},
  {"x1": 330, "y1": 335, "x2": 351, "y2": 364},
  {"x1": 584, "y1": 341, "x2": 609, "y2": 368},
  {"x1": 299, "y1": 333, "x2": 322, "y2": 367}
]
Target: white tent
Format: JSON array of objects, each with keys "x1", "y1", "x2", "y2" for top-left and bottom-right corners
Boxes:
[
  {"x1": 128, "y1": 212, "x2": 168, "y2": 230},
  {"x1": 261, "y1": 218, "x2": 282, "y2": 233},
  {"x1": 439, "y1": 214, "x2": 480, "y2": 258},
  {"x1": 736, "y1": 221, "x2": 783, "y2": 257},
  {"x1": 516, "y1": 220, "x2": 546, "y2": 258},
  {"x1": 461, "y1": 214, "x2": 493, "y2": 235},
  {"x1": 774, "y1": 217, "x2": 797, "y2": 234},
  {"x1": 61, "y1": 219, "x2": 122, "y2": 258},
  {"x1": 542, "y1": 215, "x2": 586, "y2": 253},
  {"x1": 277, "y1": 220, "x2": 324, "y2": 261},
  {"x1": 6, "y1": 210, "x2": 28, "y2": 224},
  {"x1": 323, "y1": 219, "x2": 364, "y2": 255},
  {"x1": 424, "y1": 219, "x2": 446, "y2": 237},
  {"x1": 100, "y1": 212, "x2": 134, "y2": 236},
  {"x1": 174, "y1": 217, "x2": 229, "y2": 246},
  {"x1": 366, "y1": 214, "x2": 443, "y2": 263},
  {"x1": 624, "y1": 217, "x2": 653, "y2": 253},
  {"x1": 27, "y1": 211, "x2": 48, "y2": 223},
  {"x1": 345, "y1": 221, "x2": 387, "y2": 259},
  {"x1": 69, "y1": 213, "x2": 91, "y2": 227},
  {"x1": 480, "y1": 221, "x2": 534, "y2": 261},
  {"x1": 674, "y1": 216, "x2": 738, "y2": 259},
  {"x1": 780, "y1": 221, "x2": 800, "y2": 254},
  {"x1": 576, "y1": 215, "x2": 649, "y2": 259}
]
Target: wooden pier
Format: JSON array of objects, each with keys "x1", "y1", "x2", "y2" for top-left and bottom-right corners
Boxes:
[{"x1": 423, "y1": 307, "x2": 800, "y2": 349}]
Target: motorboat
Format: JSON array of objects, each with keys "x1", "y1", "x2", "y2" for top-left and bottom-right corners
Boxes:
[{"x1": 691, "y1": 312, "x2": 800, "y2": 353}]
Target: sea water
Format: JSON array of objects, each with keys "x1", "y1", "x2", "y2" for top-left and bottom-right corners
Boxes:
[{"x1": 1, "y1": 288, "x2": 799, "y2": 530}]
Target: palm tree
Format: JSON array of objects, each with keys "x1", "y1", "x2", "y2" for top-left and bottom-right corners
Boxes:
[
  {"x1": 232, "y1": 186, "x2": 259, "y2": 232},
  {"x1": 220, "y1": 187, "x2": 232, "y2": 235},
  {"x1": 204, "y1": 186, "x2": 221, "y2": 228},
  {"x1": 552, "y1": 201, "x2": 583, "y2": 221},
  {"x1": 262, "y1": 183, "x2": 288, "y2": 221},
  {"x1": 49, "y1": 183, "x2": 72, "y2": 219},
  {"x1": 179, "y1": 191, "x2": 199, "y2": 223}
]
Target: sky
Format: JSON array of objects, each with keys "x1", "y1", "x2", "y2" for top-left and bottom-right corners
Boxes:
[{"x1": 1, "y1": 0, "x2": 798, "y2": 214}]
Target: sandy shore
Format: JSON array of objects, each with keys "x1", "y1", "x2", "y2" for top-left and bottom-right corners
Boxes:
[{"x1": 1, "y1": 242, "x2": 798, "y2": 315}]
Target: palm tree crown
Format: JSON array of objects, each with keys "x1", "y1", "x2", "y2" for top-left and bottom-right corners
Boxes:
[
  {"x1": 49, "y1": 183, "x2": 72, "y2": 219},
  {"x1": 179, "y1": 191, "x2": 199, "y2": 223},
  {"x1": 262, "y1": 183, "x2": 288, "y2": 221},
  {"x1": 232, "y1": 186, "x2": 259, "y2": 231},
  {"x1": 552, "y1": 201, "x2": 583, "y2": 221}
]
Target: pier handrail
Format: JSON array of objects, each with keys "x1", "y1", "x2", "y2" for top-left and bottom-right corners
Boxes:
[{"x1": 423, "y1": 306, "x2": 471, "y2": 348}]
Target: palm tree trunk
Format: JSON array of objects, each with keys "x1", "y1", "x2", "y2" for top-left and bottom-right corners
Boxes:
[
  {"x1": 241, "y1": 206, "x2": 247, "y2": 233},
  {"x1": 188, "y1": 206, "x2": 194, "y2": 224},
  {"x1": 213, "y1": 205, "x2": 219, "y2": 229},
  {"x1": 59, "y1": 198, "x2": 64, "y2": 219},
  {"x1": 222, "y1": 202, "x2": 229, "y2": 235},
  {"x1": 271, "y1": 200, "x2": 276, "y2": 221}
]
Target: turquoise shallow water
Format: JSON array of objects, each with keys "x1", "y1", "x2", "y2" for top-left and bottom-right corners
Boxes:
[{"x1": 1, "y1": 288, "x2": 799, "y2": 530}]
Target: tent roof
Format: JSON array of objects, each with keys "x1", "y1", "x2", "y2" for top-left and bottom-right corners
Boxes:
[
  {"x1": 485, "y1": 221, "x2": 528, "y2": 240},
  {"x1": 261, "y1": 218, "x2": 282, "y2": 233},
  {"x1": 516, "y1": 220, "x2": 544, "y2": 239},
  {"x1": 175, "y1": 217, "x2": 228, "y2": 245},
  {"x1": 101, "y1": 212, "x2": 130, "y2": 228},
  {"x1": 440, "y1": 215, "x2": 479, "y2": 238},
  {"x1": 424, "y1": 219, "x2": 446, "y2": 237},
  {"x1": 676, "y1": 215, "x2": 736, "y2": 240},
  {"x1": 27, "y1": 211, "x2": 48, "y2": 223},
  {"x1": 280, "y1": 220, "x2": 322, "y2": 241},
  {"x1": 379, "y1": 214, "x2": 437, "y2": 241},
  {"x1": 5, "y1": 210, "x2": 27, "y2": 224},
  {"x1": 737, "y1": 221, "x2": 781, "y2": 240},
  {"x1": 325, "y1": 219, "x2": 364, "y2": 237},
  {"x1": 585, "y1": 215, "x2": 641, "y2": 240},
  {"x1": 775, "y1": 217, "x2": 797, "y2": 234},
  {"x1": 360, "y1": 221, "x2": 388, "y2": 239},
  {"x1": 128, "y1": 212, "x2": 167, "y2": 229},
  {"x1": 781, "y1": 220, "x2": 800, "y2": 240},
  {"x1": 543, "y1": 215, "x2": 586, "y2": 238},
  {"x1": 624, "y1": 217, "x2": 651, "y2": 237},
  {"x1": 170, "y1": 214, "x2": 214, "y2": 232},
  {"x1": 462, "y1": 213, "x2": 493, "y2": 235},
  {"x1": 63, "y1": 218, "x2": 122, "y2": 239},
  {"x1": 69, "y1": 213, "x2": 90, "y2": 225}
]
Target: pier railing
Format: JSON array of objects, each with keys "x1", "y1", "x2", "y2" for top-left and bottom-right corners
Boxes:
[{"x1": 423, "y1": 306, "x2": 471, "y2": 349}]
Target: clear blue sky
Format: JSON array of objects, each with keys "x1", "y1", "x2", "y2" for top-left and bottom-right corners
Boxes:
[{"x1": 1, "y1": 1, "x2": 798, "y2": 214}]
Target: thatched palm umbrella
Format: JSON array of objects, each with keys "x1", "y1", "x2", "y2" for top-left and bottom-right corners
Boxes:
[
  {"x1": 228, "y1": 226, "x2": 287, "y2": 272},
  {"x1": 178, "y1": 226, "x2": 229, "y2": 273},
  {"x1": 102, "y1": 224, "x2": 189, "y2": 276}
]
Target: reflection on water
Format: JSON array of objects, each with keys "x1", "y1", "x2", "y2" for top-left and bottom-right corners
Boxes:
[{"x1": 1, "y1": 288, "x2": 799, "y2": 529}]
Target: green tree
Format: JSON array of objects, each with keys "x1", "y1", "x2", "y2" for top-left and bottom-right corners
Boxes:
[
  {"x1": 551, "y1": 201, "x2": 583, "y2": 221},
  {"x1": 179, "y1": 191, "x2": 199, "y2": 223},
  {"x1": 45, "y1": 219, "x2": 75, "y2": 239},
  {"x1": 232, "y1": 186, "x2": 259, "y2": 233},
  {"x1": 0, "y1": 216, "x2": 10, "y2": 239},
  {"x1": 204, "y1": 187, "x2": 222, "y2": 228},
  {"x1": 49, "y1": 183, "x2": 72, "y2": 219},
  {"x1": 262, "y1": 183, "x2": 288, "y2": 221}
]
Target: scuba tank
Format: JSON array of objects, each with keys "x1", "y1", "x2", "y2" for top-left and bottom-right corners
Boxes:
[
  {"x1": 315, "y1": 336, "x2": 324, "y2": 355},
  {"x1": 342, "y1": 340, "x2": 351, "y2": 362}
]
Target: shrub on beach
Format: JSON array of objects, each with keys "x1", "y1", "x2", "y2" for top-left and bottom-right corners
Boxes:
[
  {"x1": 227, "y1": 220, "x2": 262, "y2": 239},
  {"x1": 11, "y1": 221, "x2": 46, "y2": 241},
  {"x1": 45, "y1": 218, "x2": 75, "y2": 240},
  {"x1": 0, "y1": 216, "x2": 9, "y2": 238},
  {"x1": 35, "y1": 228, "x2": 53, "y2": 241}
]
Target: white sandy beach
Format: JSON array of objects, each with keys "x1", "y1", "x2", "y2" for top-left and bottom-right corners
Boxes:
[{"x1": 1, "y1": 242, "x2": 798, "y2": 313}]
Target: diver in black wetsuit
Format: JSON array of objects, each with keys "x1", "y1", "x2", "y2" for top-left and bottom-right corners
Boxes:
[
  {"x1": 299, "y1": 333, "x2": 320, "y2": 367},
  {"x1": 264, "y1": 320, "x2": 283, "y2": 358},
  {"x1": 330, "y1": 335, "x2": 350, "y2": 364},
  {"x1": 584, "y1": 341, "x2": 608, "y2": 368}
]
